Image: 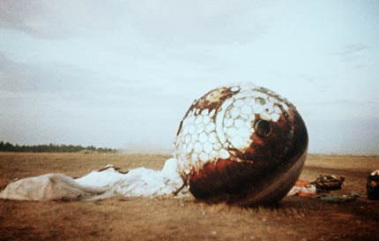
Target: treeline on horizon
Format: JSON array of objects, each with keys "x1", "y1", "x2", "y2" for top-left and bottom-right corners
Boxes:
[{"x1": 0, "y1": 141, "x2": 116, "y2": 153}]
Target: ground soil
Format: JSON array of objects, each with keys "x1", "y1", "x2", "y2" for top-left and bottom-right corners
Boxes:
[{"x1": 0, "y1": 153, "x2": 378, "y2": 241}]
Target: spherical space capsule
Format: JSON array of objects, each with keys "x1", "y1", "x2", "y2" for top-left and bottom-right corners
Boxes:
[{"x1": 174, "y1": 84, "x2": 308, "y2": 206}]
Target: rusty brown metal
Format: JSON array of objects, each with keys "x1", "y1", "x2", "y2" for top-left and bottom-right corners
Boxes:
[{"x1": 174, "y1": 84, "x2": 308, "y2": 206}]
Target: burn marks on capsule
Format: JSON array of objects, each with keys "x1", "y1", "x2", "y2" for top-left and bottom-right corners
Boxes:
[
  {"x1": 195, "y1": 87, "x2": 237, "y2": 111},
  {"x1": 174, "y1": 85, "x2": 294, "y2": 176}
]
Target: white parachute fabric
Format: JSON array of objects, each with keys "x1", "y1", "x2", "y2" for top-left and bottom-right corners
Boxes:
[
  {"x1": 0, "y1": 173, "x2": 107, "y2": 201},
  {"x1": 0, "y1": 158, "x2": 184, "y2": 201}
]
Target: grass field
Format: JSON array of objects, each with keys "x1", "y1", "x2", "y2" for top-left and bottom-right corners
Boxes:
[{"x1": 0, "y1": 153, "x2": 378, "y2": 241}]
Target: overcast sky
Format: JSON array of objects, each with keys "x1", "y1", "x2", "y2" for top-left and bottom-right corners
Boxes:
[{"x1": 0, "y1": 0, "x2": 378, "y2": 154}]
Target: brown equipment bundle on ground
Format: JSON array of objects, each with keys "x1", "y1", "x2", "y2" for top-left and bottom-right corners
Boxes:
[
  {"x1": 312, "y1": 175, "x2": 344, "y2": 191},
  {"x1": 367, "y1": 170, "x2": 379, "y2": 200}
]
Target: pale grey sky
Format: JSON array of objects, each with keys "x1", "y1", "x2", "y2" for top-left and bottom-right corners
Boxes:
[{"x1": 0, "y1": 0, "x2": 378, "y2": 154}]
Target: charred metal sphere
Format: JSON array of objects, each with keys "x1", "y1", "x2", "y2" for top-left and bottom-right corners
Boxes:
[{"x1": 174, "y1": 84, "x2": 308, "y2": 206}]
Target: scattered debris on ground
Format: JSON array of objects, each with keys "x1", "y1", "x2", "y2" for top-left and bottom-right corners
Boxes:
[
  {"x1": 287, "y1": 180, "x2": 316, "y2": 197},
  {"x1": 289, "y1": 174, "x2": 365, "y2": 204},
  {"x1": 314, "y1": 192, "x2": 360, "y2": 203}
]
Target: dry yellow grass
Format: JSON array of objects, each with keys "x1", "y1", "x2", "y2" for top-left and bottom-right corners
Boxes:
[{"x1": 0, "y1": 153, "x2": 378, "y2": 241}]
